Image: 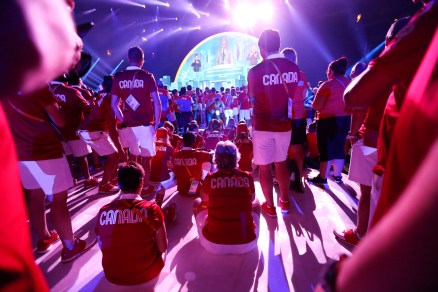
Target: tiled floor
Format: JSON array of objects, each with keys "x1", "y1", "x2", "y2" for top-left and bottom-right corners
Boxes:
[{"x1": 34, "y1": 168, "x2": 360, "y2": 292}]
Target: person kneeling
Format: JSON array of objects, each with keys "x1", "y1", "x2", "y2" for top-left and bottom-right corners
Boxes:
[
  {"x1": 193, "y1": 141, "x2": 260, "y2": 255},
  {"x1": 95, "y1": 161, "x2": 168, "y2": 288}
]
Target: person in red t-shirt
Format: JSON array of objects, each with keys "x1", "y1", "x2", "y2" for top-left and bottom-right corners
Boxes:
[
  {"x1": 150, "y1": 127, "x2": 175, "y2": 184},
  {"x1": 96, "y1": 161, "x2": 167, "y2": 288},
  {"x1": 203, "y1": 119, "x2": 228, "y2": 151},
  {"x1": 164, "y1": 120, "x2": 183, "y2": 150},
  {"x1": 111, "y1": 46, "x2": 162, "y2": 196},
  {"x1": 248, "y1": 29, "x2": 300, "y2": 215},
  {"x1": 238, "y1": 86, "x2": 251, "y2": 125},
  {"x1": 235, "y1": 122, "x2": 253, "y2": 172},
  {"x1": 172, "y1": 132, "x2": 212, "y2": 196},
  {"x1": 224, "y1": 118, "x2": 236, "y2": 141},
  {"x1": 3, "y1": 87, "x2": 89, "y2": 263},
  {"x1": 193, "y1": 141, "x2": 260, "y2": 254}
]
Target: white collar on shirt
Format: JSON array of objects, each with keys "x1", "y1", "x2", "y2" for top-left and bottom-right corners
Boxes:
[
  {"x1": 118, "y1": 193, "x2": 142, "y2": 200},
  {"x1": 126, "y1": 66, "x2": 142, "y2": 70},
  {"x1": 266, "y1": 53, "x2": 285, "y2": 60}
]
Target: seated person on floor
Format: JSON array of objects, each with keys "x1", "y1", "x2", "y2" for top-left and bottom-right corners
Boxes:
[
  {"x1": 235, "y1": 122, "x2": 254, "y2": 172},
  {"x1": 203, "y1": 119, "x2": 228, "y2": 151},
  {"x1": 95, "y1": 161, "x2": 168, "y2": 288},
  {"x1": 150, "y1": 127, "x2": 175, "y2": 185},
  {"x1": 193, "y1": 141, "x2": 260, "y2": 255},
  {"x1": 172, "y1": 131, "x2": 212, "y2": 196},
  {"x1": 187, "y1": 120, "x2": 206, "y2": 149}
]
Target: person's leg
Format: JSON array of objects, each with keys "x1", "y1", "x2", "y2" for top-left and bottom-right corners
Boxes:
[
  {"x1": 193, "y1": 197, "x2": 205, "y2": 218},
  {"x1": 319, "y1": 160, "x2": 331, "y2": 179},
  {"x1": 332, "y1": 159, "x2": 345, "y2": 177},
  {"x1": 141, "y1": 156, "x2": 152, "y2": 188},
  {"x1": 274, "y1": 160, "x2": 290, "y2": 203},
  {"x1": 76, "y1": 155, "x2": 91, "y2": 180},
  {"x1": 50, "y1": 190, "x2": 75, "y2": 249},
  {"x1": 25, "y1": 188, "x2": 50, "y2": 240},
  {"x1": 259, "y1": 164, "x2": 274, "y2": 207},
  {"x1": 102, "y1": 152, "x2": 118, "y2": 185},
  {"x1": 289, "y1": 144, "x2": 304, "y2": 183},
  {"x1": 356, "y1": 184, "x2": 371, "y2": 236}
]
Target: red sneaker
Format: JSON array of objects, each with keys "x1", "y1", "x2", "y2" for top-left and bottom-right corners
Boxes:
[
  {"x1": 84, "y1": 177, "x2": 99, "y2": 188},
  {"x1": 280, "y1": 199, "x2": 290, "y2": 214},
  {"x1": 261, "y1": 202, "x2": 277, "y2": 218},
  {"x1": 37, "y1": 231, "x2": 59, "y2": 254},
  {"x1": 98, "y1": 182, "x2": 120, "y2": 194},
  {"x1": 333, "y1": 228, "x2": 361, "y2": 246},
  {"x1": 61, "y1": 238, "x2": 87, "y2": 263}
]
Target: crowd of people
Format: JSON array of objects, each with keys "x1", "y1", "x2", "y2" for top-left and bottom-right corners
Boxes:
[{"x1": 1, "y1": 0, "x2": 437, "y2": 290}]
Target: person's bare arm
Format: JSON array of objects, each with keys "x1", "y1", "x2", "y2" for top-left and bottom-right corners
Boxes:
[
  {"x1": 151, "y1": 91, "x2": 162, "y2": 131},
  {"x1": 111, "y1": 95, "x2": 123, "y2": 123},
  {"x1": 154, "y1": 221, "x2": 168, "y2": 253},
  {"x1": 45, "y1": 102, "x2": 65, "y2": 128}
]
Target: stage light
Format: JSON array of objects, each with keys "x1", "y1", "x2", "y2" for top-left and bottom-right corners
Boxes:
[
  {"x1": 224, "y1": 0, "x2": 230, "y2": 10},
  {"x1": 142, "y1": 37, "x2": 148, "y2": 41},
  {"x1": 233, "y1": 3, "x2": 256, "y2": 28},
  {"x1": 106, "y1": 49, "x2": 111, "y2": 56},
  {"x1": 357, "y1": 13, "x2": 362, "y2": 22},
  {"x1": 257, "y1": 2, "x2": 273, "y2": 21}
]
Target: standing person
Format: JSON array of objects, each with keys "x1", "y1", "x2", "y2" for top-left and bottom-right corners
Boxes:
[
  {"x1": 150, "y1": 127, "x2": 175, "y2": 185},
  {"x1": 216, "y1": 37, "x2": 234, "y2": 65},
  {"x1": 281, "y1": 47, "x2": 308, "y2": 193},
  {"x1": 248, "y1": 29, "x2": 300, "y2": 215},
  {"x1": 95, "y1": 161, "x2": 167, "y2": 288},
  {"x1": 111, "y1": 46, "x2": 162, "y2": 196},
  {"x1": 238, "y1": 86, "x2": 251, "y2": 126},
  {"x1": 231, "y1": 87, "x2": 240, "y2": 122},
  {"x1": 193, "y1": 141, "x2": 260, "y2": 254},
  {"x1": 3, "y1": 87, "x2": 89, "y2": 262},
  {"x1": 191, "y1": 54, "x2": 201, "y2": 72},
  {"x1": 308, "y1": 57, "x2": 351, "y2": 185}
]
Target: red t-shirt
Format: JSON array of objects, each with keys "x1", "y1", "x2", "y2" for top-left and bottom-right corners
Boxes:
[
  {"x1": 169, "y1": 133, "x2": 183, "y2": 150},
  {"x1": 172, "y1": 148, "x2": 211, "y2": 196},
  {"x1": 0, "y1": 105, "x2": 48, "y2": 291},
  {"x1": 248, "y1": 55, "x2": 299, "y2": 132},
  {"x1": 204, "y1": 130, "x2": 228, "y2": 151},
  {"x1": 235, "y1": 136, "x2": 253, "y2": 172},
  {"x1": 202, "y1": 169, "x2": 256, "y2": 244},
  {"x1": 72, "y1": 85, "x2": 94, "y2": 101},
  {"x1": 151, "y1": 140, "x2": 174, "y2": 182},
  {"x1": 79, "y1": 90, "x2": 113, "y2": 132},
  {"x1": 111, "y1": 67, "x2": 158, "y2": 127},
  {"x1": 95, "y1": 199, "x2": 164, "y2": 285},
  {"x1": 51, "y1": 83, "x2": 89, "y2": 141},
  {"x1": 238, "y1": 92, "x2": 250, "y2": 110},
  {"x1": 2, "y1": 88, "x2": 63, "y2": 161}
]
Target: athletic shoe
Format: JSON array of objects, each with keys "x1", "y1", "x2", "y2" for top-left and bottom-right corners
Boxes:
[
  {"x1": 307, "y1": 175, "x2": 328, "y2": 185},
  {"x1": 141, "y1": 185, "x2": 155, "y2": 197},
  {"x1": 163, "y1": 203, "x2": 176, "y2": 223},
  {"x1": 333, "y1": 228, "x2": 361, "y2": 246},
  {"x1": 84, "y1": 177, "x2": 99, "y2": 188},
  {"x1": 279, "y1": 199, "x2": 290, "y2": 214},
  {"x1": 261, "y1": 202, "x2": 277, "y2": 218},
  {"x1": 333, "y1": 175, "x2": 343, "y2": 184},
  {"x1": 37, "y1": 231, "x2": 59, "y2": 254},
  {"x1": 61, "y1": 238, "x2": 87, "y2": 263},
  {"x1": 98, "y1": 182, "x2": 120, "y2": 194}
]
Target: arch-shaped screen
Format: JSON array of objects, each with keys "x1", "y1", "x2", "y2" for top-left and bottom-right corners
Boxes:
[{"x1": 174, "y1": 32, "x2": 259, "y2": 89}]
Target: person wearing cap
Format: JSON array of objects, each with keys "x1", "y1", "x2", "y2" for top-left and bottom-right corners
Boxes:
[
  {"x1": 235, "y1": 122, "x2": 253, "y2": 172},
  {"x1": 248, "y1": 29, "x2": 300, "y2": 216},
  {"x1": 193, "y1": 141, "x2": 260, "y2": 254},
  {"x1": 150, "y1": 127, "x2": 175, "y2": 185},
  {"x1": 172, "y1": 131, "x2": 212, "y2": 197}
]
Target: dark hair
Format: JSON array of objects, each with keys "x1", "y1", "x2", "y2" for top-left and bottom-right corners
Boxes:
[
  {"x1": 118, "y1": 161, "x2": 145, "y2": 193},
  {"x1": 180, "y1": 86, "x2": 187, "y2": 95},
  {"x1": 212, "y1": 119, "x2": 221, "y2": 130},
  {"x1": 214, "y1": 141, "x2": 240, "y2": 170},
  {"x1": 281, "y1": 47, "x2": 297, "y2": 64},
  {"x1": 258, "y1": 29, "x2": 280, "y2": 53},
  {"x1": 163, "y1": 120, "x2": 174, "y2": 132},
  {"x1": 67, "y1": 70, "x2": 80, "y2": 85},
  {"x1": 128, "y1": 46, "x2": 144, "y2": 63},
  {"x1": 182, "y1": 131, "x2": 196, "y2": 147},
  {"x1": 171, "y1": 89, "x2": 178, "y2": 95},
  {"x1": 187, "y1": 85, "x2": 192, "y2": 91},
  {"x1": 102, "y1": 75, "x2": 114, "y2": 93},
  {"x1": 329, "y1": 57, "x2": 348, "y2": 76}
]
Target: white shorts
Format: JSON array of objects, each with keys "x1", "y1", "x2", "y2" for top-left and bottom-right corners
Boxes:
[
  {"x1": 348, "y1": 140, "x2": 378, "y2": 187},
  {"x1": 19, "y1": 156, "x2": 73, "y2": 195},
  {"x1": 77, "y1": 130, "x2": 117, "y2": 156},
  {"x1": 123, "y1": 125, "x2": 156, "y2": 157},
  {"x1": 239, "y1": 109, "x2": 251, "y2": 120},
  {"x1": 224, "y1": 109, "x2": 233, "y2": 118},
  {"x1": 62, "y1": 139, "x2": 92, "y2": 157},
  {"x1": 117, "y1": 128, "x2": 130, "y2": 149},
  {"x1": 253, "y1": 130, "x2": 291, "y2": 165},
  {"x1": 232, "y1": 107, "x2": 239, "y2": 116},
  {"x1": 195, "y1": 210, "x2": 259, "y2": 255}
]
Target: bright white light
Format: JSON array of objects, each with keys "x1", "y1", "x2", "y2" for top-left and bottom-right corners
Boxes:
[
  {"x1": 233, "y1": 3, "x2": 256, "y2": 28},
  {"x1": 257, "y1": 2, "x2": 273, "y2": 21},
  {"x1": 142, "y1": 37, "x2": 148, "y2": 41},
  {"x1": 224, "y1": 0, "x2": 230, "y2": 10}
]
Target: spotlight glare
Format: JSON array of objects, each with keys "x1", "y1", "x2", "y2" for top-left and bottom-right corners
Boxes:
[
  {"x1": 357, "y1": 13, "x2": 362, "y2": 22},
  {"x1": 257, "y1": 2, "x2": 273, "y2": 21},
  {"x1": 142, "y1": 37, "x2": 147, "y2": 41},
  {"x1": 233, "y1": 3, "x2": 256, "y2": 28}
]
